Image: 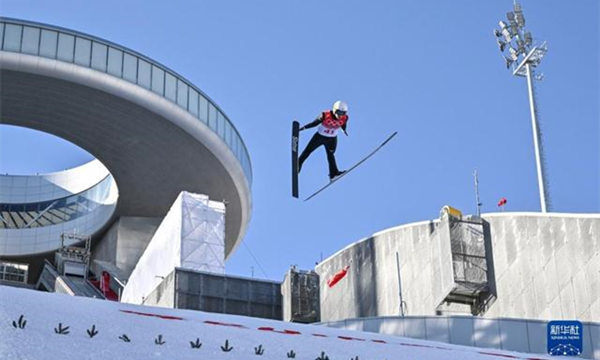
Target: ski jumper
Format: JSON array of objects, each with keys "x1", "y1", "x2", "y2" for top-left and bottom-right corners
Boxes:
[{"x1": 298, "y1": 110, "x2": 349, "y2": 178}]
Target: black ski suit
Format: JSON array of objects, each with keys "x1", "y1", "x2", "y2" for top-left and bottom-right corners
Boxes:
[{"x1": 298, "y1": 111, "x2": 348, "y2": 179}]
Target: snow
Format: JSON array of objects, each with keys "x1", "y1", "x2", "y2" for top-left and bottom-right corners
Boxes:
[{"x1": 0, "y1": 285, "x2": 554, "y2": 360}]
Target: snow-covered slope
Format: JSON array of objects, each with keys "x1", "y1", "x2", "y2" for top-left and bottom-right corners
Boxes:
[{"x1": 0, "y1": 285, "x2": 553, "y2": 360}]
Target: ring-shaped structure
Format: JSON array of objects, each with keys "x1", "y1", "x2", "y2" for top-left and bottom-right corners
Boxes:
[{"x1": 0, "y1": 18, "x2": 252, "y2": 258}]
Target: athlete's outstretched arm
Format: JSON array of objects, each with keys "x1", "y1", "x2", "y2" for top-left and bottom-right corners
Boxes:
[{"x1": 299, "y1": 115, "x2": 323, "y2": 131}]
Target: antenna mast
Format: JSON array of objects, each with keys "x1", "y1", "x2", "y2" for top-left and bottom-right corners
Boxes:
[{"x1": 474, "y1": 169, "x2": 482, "y2": 217}]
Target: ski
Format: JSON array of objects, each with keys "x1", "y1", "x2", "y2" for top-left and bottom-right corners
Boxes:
[
  {"x1": 291, "y1": 120, "x2": 300, "y2": 198},
  {"x1": 304, "y1": 131, "x2": 398, "y2": 201}
]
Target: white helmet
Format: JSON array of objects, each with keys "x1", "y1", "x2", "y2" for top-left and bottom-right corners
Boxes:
[{"x1": 332, "y1": 100, "x2": 348, "y2": 117}]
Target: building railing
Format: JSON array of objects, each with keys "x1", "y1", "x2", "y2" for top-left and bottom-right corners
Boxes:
[{"x1": 0, "y1": 17, "x2": 252, "y2": 186}]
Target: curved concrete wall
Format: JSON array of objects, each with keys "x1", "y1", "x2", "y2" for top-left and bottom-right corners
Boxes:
[{"x1": 316, "y1": 213, "x2": 600, "y2": 323}]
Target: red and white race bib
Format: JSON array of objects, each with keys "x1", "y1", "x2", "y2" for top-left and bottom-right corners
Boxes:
[{"x1": 318, "y1": 125, "x2": 339, "y2": 137}]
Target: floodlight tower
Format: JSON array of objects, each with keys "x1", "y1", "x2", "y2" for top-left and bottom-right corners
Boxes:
[{"x1": 494, "y1": 2, "x2": 550, "y2": 212}]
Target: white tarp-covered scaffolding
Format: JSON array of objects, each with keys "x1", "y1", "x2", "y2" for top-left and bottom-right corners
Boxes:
[{"x1": 121, "y1": 191, "x2": 225, "y2": 304}]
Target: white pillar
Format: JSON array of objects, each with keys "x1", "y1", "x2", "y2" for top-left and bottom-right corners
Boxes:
[{"x1": 525, "y1": 63, "x2": 548, "y2": 213}]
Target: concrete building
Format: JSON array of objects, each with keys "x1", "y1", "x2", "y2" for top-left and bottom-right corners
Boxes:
[
  {"x1": 315, "y1": 211, "x2": 600, "y2": 358},
  {"x1": 144, "y1": 268, "x2": 282, "y2": 320},
  {"x1": 0, "y1": 17, "x2": 252, "y2": 293},
  {"x1": 316, "y1": 212, "x2": 599, "y2": 322}
]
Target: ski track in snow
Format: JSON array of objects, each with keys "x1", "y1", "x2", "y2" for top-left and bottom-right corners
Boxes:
[{"x1": 0, "y1": 285, "x2": 556, "y2": 360}]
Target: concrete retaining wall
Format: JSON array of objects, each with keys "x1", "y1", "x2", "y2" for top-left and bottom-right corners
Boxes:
[{"x1": 316, "y1": 213, "x2": 599, "y2": 323}]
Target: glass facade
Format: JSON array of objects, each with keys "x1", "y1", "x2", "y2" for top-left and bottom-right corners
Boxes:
[
  {"x1": 0, "y1": 175, "x2": 113, "y2": 229},
  {"x1": 57, "y1": 33, "x2": 75, "y2": 62},
  {"x1": 21, "y1": 26, "x2": 39, "y2": 55},
  {"x1": 91, "y1": 42, "x2": 107, "y2": 72},
  {"x1": 0, "y1": 261, "x2": 28, "y2": 283},
  {"x1": 0, "y1": 18, "x2": 253, "y2": 186}
]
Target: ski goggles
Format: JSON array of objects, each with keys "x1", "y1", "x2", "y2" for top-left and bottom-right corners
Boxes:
[{"x1": 334, "y1": 110, "x2": 347, "y2": 116}]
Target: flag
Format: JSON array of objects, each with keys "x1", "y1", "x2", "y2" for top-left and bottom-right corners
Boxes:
[{"x1": 327, "y1": 265, "x2": 350, "y2": 288}]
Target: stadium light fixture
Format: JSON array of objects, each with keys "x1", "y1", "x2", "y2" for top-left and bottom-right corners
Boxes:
[
  {"x1": 502, "y1": 28, "x2": 513, "y2": 43},
  {"x1": 516, "y1": 13, "x2": 525, "y2": 28},
  {"x1": 509, "y1": 47, "x2": 519, "y2": 61},
  {"x1": 524, "y1": 32, "x2": 533, "y2": 46},
  {"x1": 493, "y1": 2, "x2": 550, "y2": 213},
  {"x1": 516, "y1": 38, "x2": 526, "y2": 54},
  {"x1": 496, "y1": 38, "x2": 507, "y2": 52},
  {"x1": 514, "y1": 3, "x2": 526, "y2": 28}
]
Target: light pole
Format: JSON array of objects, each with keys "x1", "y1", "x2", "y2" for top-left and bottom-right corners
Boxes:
[{"x1": 494, "y1": 2, "x2": 550, "y2": 212}]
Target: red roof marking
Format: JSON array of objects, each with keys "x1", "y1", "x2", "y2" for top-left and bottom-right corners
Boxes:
[
  {"x1": 119, "y1": 309, "x2": 184, "y2": 320},
  {"x1": 312, "y1": 334, "x2": 328, "y2": 337},
  {"x1": 204, "y1": 320, "x2": 247, "y2": 328},
  {"x1": 257, "y1": 327, "x2": 302, "y2": 335},
  {"x1": 283, "y1": 330, "x2": 301, "y2": 335},
  {"x1": 338, "y1": 336, "x2": 366, "y2": 341},
  {"x1": 371, "y1": 339, "x2": 387, "y2": 344},
  {"x1": 257, "y1": 327, "x2": 275, "y2": 331}
]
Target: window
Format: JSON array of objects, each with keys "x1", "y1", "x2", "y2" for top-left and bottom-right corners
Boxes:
[
  {"x1": 217, "y1": 111, "x2": 225, "y2": 139},
  {"x1": 208, "y1": 103, "x2": 217, "y2": 132},
  {"x1": 165, "y1": 72, "x2": 177, "y2": 101},
  {"x1": 224, "y1": 120, "x2": 232, "y2": 147},
  {"x1": 39, "y1": 30, "x2": 58, "y2": 58},
  {"x1": 21, "y1": 26, "x2": 40, "y2": 55},
  {"x1": 57, "y1": 33, "x2": 75, "y2": 62},
  {"x1": 3, "y1": 24, "x2": 22, "y2": 52},
  {"x1": 0, "y1": 261, "x2": 28, "y2": 283},
  {"x1": 177, "y1": 79, "x2": 188, "y2": 109},
  {"x1": 137, "y1": 59, "x2": 151, "y2": 89},
  {"x1": 107, "y1": 47, "x2": 123, "y2": 77},
  {"x1": 237, "y1": 139, "x2": 243, "y2": 161},
  {"x1": 199, "y1": 95, "x2": 208, "y2": 124},
  {"x1": 244, "y1": 156, "x2": 251, "y2": 182},
  {"x1": 74, "y1": 37, "x2": 91, "y2": 66},
  {"x1": 189, "y1": 89, "x2": 199, "y2": 116},
  {"x1": 151, "y1": 65, "x2": 164, "y2": 95},
  {"x1": 122, "y1": 53, "x2": 137, "y2": 82},
  {"x1": 91, "y1": 42, "x2": 107, "y2": 71},
  {"x1": 232, "y1": 134, "x2": 239, "y2": 160}
]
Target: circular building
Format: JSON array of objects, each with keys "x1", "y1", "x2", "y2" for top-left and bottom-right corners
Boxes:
[{"x1": 0, "y1": 18, "x2": 252, "y2": 283}]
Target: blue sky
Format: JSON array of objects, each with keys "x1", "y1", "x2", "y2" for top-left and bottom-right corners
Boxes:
[{"x1": 1, "y1": 0, "x2": 598, "y2": 281}]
